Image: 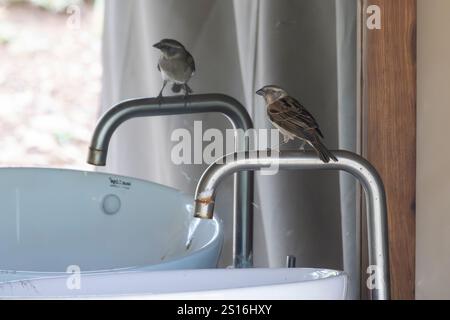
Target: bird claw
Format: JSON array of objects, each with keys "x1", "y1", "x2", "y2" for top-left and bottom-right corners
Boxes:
[
  {"x1": 282, "y1": 134, "x2": 291, "y2": 144},
  {"x1": 272, "y1": 147, "x2": 280, "y2": 153},
  {"x1": 299, "y1": 141, "x2": 306, "y2": 151},
  {"x1": 156, "y1": 94, "x2": 164, "y2": 107},
  {"x1": 183, "y1": 88, "x2": 190, "y2": 108}
]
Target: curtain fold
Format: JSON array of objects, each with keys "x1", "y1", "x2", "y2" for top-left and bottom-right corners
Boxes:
[{"x1": 101, "y1": 0, "x2": 357, "y2": 296}]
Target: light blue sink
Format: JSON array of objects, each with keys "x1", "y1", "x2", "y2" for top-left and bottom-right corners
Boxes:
[{"x1": 0, "y1": 168, "x2": 223, "y2": 282}]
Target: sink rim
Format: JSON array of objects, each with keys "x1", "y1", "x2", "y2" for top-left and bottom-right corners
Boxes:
[
  {"x1": 0, "y1": 166, "x2": 189, "y2": 188},
  {"x1": 2, "y1": 267, "x2": 346, "y2": 282},
  {"x1": 0, "y1": 268, "x2": 348, "y2": 299}
]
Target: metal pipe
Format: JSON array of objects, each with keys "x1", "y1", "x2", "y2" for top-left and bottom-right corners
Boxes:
[
  {"x1": 194, "y1": 150, "x2": 390, "y2": 300},
  {"x1": 87, "y1": 94, "x2": 254, "y2": 268},
  {"x1": 286, "y1": 255, "x2": 297, "y2": 268}
]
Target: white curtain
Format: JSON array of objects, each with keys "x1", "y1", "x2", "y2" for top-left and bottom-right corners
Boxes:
[{"x1": 101, "y1": 0, "x2": 357, "y2": 298}]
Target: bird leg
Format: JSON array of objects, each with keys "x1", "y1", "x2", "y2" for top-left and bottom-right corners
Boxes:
[
  {"x1": 299, "y1": 140, "x2": 307, "y2": 151},
  {"x1": 282, "y1": 134, "x2": 290, "y2": 144},
  {"x1": 157, "y1": 80, "x2": 168, "y2": 105},
  {"x1": 269, "y1": 140, "x2": 289, "y2": 152},
  {"x1": 183, "y1": 83, "x2": 191, "y2": 107}
]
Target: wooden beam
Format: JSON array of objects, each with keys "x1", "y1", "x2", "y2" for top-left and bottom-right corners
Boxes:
[{"x1": 360, "y1": 0, "x2": 416, "y2": 299}]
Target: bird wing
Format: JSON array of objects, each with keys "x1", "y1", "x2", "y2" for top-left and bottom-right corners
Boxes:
[
  {"x1": 268, "y1": 96, "x2": 324, "y2": 138},
  {"x1": 187, "y1": 52, "x2": 195, "y2": 74},
  {"x1": 270, "y1": 96, "x2": 324, "y2": 138}
]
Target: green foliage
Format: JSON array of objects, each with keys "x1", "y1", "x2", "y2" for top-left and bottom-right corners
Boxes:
[
  {"x1": 0, "y1": 0, "x2": 84, "y2": 13},
  {"x1": 0, "y1": 35, "x2": 10, "y2": 45},
  {"x1": 0, "y1": 23, "x2": 15, "y2": 46},
  {"x1": 30, "y1": 0, "x2": 83, "y2": 12}
]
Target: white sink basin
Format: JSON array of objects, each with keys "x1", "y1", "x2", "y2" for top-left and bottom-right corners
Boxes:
[
  {"x1": 0, "y1": 168, "x2": 223, "y2": 282},
  {"x1": 0, "y1": 268, "x2": 347, "y2": 299}
]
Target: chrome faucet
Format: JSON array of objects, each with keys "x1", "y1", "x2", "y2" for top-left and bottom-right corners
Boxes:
[
  {"x1": 194, "y1": 150, "x2": 390, "y2": 300},
  {"x1": 87, "y1": 94, "x2": 254, "y2": 268}
]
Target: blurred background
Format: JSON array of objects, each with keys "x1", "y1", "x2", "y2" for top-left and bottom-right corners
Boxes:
[{"x1": 0, "y1": 0, "x2": 103, "y2": 168}]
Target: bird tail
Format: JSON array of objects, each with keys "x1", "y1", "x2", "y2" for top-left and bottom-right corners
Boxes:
[
  {"x1": 171, "y1": 83, "x2": 193, "y2": 94},
  {"x1": 172, "y1": 83, "x2": 182, "y2": 93},
  {"x1": 311, "y1": 139, "x2": 338, "y2": 163}
]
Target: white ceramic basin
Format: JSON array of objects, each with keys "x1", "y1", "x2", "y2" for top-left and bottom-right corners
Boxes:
[
  {"x1": 0, "y1": 268, "x2": 347, "y2": 299},
  {"x1": 0, "y1": 168, "x2": 223, "y2": 282}
]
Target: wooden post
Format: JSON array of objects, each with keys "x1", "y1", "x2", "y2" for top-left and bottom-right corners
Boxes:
[{"x1": 360, "y1": 0, "x2": 416, "y2": 299}]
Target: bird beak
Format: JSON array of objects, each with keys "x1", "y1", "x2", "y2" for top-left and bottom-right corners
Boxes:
[
  {"x1": 256, "y1": 89, "x2": 264, "y2": 96},
  {"x1": 153, "y1": 42, "x2": 162, "y2": 49}
]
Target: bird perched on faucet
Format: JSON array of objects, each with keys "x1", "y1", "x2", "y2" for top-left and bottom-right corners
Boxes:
[
  {"x1": 256, "y1": 85, "x2": 337, "y2": 163},
  {"x1": 153, "y1": 39, "x2": 195, "y2": 98}
]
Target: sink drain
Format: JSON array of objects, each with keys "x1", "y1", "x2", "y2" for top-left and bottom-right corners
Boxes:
[{"x1": 102, "y1": 194, "x2": 121, "y2": 215}]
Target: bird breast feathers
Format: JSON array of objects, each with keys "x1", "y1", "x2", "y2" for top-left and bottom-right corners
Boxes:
[{"x1": 158, "y1": 56, "x2": 194, "y2": 82}]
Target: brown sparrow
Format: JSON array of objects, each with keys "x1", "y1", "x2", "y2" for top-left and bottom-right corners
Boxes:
[{"x1": 256, "y1": 85, "x2": 337, "y2": 163}]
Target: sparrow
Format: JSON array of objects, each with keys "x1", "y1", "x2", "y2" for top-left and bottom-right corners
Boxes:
[
  {"x1": 256, "y1": 85, "x2": 337, "y2": 163},
  {"x1": 153, "y1": 39, "x2": 195, "y2": 98}
]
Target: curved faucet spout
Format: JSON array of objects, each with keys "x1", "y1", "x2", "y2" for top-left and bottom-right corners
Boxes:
[
  {"x1": 194, "y1": 150, "x2": 390, "y2": 300},
  {"x1": 87, "y1": 94, "x2": 254, "y2": 268},
  {"x1": 87, "y1": 94, "x2": 252, "y2": 166}
]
